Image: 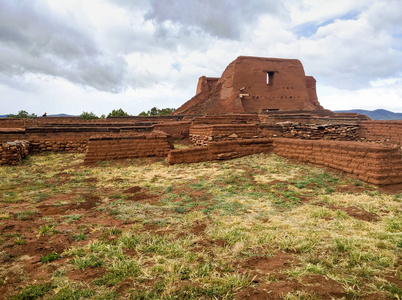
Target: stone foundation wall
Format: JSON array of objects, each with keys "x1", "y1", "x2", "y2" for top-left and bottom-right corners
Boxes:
[
  {"x1": 359, "y1": 121, "x2": 402, "y2": 146},
  {"x1": 279, "y1": 123, "x2": 360, "y2": 140},
  {"x1": 273, "y1": 138, "x2": 402, "y2": 185},
  {"x1": 0, "y1": 141, "x2": 30, "y2": 165},
  {"x1": 152, "y1": 121, "x2": 191, "y2": 139},
  {"x1": 168, "y1": 138, "x2": 273, "y2": 164},
  {"x1": 189, "y1": 124, "x2": 259, "y2": 146},
  {"x1": 84, "y1": 131, "x2": 172, "y2": 164}
]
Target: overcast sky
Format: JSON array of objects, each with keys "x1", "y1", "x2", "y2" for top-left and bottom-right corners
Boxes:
[{"x1": 1, "y1": 0, "x2": 401, "y2": 116}]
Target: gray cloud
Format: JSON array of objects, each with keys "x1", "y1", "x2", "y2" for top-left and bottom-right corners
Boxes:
[
  {"x1": 144, "y1": 0, "x2": 287, "y2": 39},
  {"x1": 0, "y1": 0, "x2": 127, "y2": 92}
]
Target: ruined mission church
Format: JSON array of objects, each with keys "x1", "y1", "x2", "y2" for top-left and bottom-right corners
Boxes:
[
  {"x1": 173, "y1": 56, "x2": 323, "y2": 115},
  {"x1": 1, "y1": 56, "x2": 401, "y2": 187}
]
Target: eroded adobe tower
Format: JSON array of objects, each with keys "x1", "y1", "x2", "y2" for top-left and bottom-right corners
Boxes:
[{"x1": 173, "y1": 56, "x2": 323, "y2": 115}]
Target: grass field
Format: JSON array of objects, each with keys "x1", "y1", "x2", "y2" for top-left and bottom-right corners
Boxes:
[{"x1": 0, "y1": 150, "x2": 401, "y2": 299}]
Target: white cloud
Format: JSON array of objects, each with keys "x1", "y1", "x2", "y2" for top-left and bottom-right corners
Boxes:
[{"x1": 0, "y1": 0, "x2": 401, "y2": 115}]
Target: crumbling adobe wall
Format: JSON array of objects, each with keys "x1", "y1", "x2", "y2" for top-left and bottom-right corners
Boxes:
[
  {"x1": 0, "y1": 119, "x2": 34, "y2": 128},
  {"x1": 192, "y1": 114, "x2": 260, "y2": 125},
  {"x1": 0, "y1": 141, "x2": 30, "y2": 165},
  {"x1": 279, "y1": 123, "x2": 360, "y2": 141},
  {"x1": 273, "y1": 138, "x2": 402, "y2": 185},
  {"x1": 84, "y1": 131, "x2": 172, "y2": 164},
  {"x1": 259, "y1": 111, "x2": 369, "y2": 125},
  {"x1": 0, "y1": 129, "x2": 27, "y2": 143},
  {"x1": 359, "y1": 121, "x2": 402, "y2": 147},
  {"x1": 189, "y1": 124, "x2": 259, "y2": 146},
  {"x1": 173, "y1": 56, "x2": 323, "y2": 115},
  {"x1": 168, "y1": 138, "x2": 273, "y2": 164},
  {"x1": 152, "y1": 121, "x2": 191, "y2": 139},
  {"x1": 0, "y1": 115, "x2": 187, "y2": 129},
  {"x1": 0, "y1": 126, "x2": 156, "y2": 152}
]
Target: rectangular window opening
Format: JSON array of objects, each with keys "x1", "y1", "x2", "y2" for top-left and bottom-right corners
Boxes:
[{"x1": 266, "y1": 72, "x2": 275, "y2": 86}]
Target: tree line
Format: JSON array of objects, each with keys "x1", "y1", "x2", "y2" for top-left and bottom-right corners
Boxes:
[{"x1": 6, "y1": 107, "x2": 176, "y2": 120}]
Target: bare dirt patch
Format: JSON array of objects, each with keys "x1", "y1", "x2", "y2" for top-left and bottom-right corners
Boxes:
[
  {"x1": 190, "y1": 223, "x2": 207, "y2": 234},
  {"x1": 68, "y1": 266, "x2": 107, "y2": 282},
  {"x1": 123, "y1": 186, "x2": 142, "y2": 194},
  {"x1": 237, "y1": 275, "x2": 346, "y2": 299},
  {"x1": 239, "y1": 251, "x2": 295, "y2": 275}
]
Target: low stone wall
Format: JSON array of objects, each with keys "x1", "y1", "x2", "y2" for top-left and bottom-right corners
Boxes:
[
  {"x1": 279, "y1": 123, "x2": 359, "y2": 141},
  {"x1": 259, "y1": 111, "x2": 369, "y2": 125},
  {"x1": 273, "y1": 138, "x2": 402, "y2": 185},
  {"x1": 153, "y1": 121, "x2": 191, "y2": 139},
  {"x1": 189, "y1": 124, "x2": 259, "y2": 146},
  {"x1": 168, "y1": 138, "x2": 273, "y2": 164},
  {"x1": 0, "y1": 141, "x2": 30, "y2": 165},
  {"x1": 359, "y1": 121, "x2": 402, "y2": 147},
  {"x1": 84, "y1": 131, "x2": 172, "y2": 164}
]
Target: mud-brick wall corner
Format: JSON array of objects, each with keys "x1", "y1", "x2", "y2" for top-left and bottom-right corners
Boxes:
[
  {"x1": 359, "y1": 121, "x2": 402, "y2": 147},
  {"x1": 84, "y1": 131, "x2": 172, "y2": 164},
  {"x1": 273, "y1": 138, "x2": 402, "y2": 185},
  {"x1": 167, "y1": 138, "x2": 273, "y2": 164},
  {"x1": 0, "y1": 141, "x2": 31, "y2": 165}
]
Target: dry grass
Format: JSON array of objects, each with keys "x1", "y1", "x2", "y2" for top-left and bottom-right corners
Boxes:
[{"x1": 0, "y1": 152, "x2": 401, "y2": 299}]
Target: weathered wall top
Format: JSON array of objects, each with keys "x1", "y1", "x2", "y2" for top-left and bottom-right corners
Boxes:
[{"x1": 173, "y1": 56, "x2": 324, "y2": 115}]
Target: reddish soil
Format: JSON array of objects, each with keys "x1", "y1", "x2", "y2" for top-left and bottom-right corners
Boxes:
[
  {"x1": 123, "y1": 186, "x2": 160, "y2": 204},
  {"x1": 68, "y1": 267, "x2": 107, "y2": 282},
  {"x1": 237, "y1": 275, "x2": 346, "y2": 299},
  {"x1": 239, "y1": 251, "x2": 295, "y2": 274},
  {"x1": 316, "y1": 203, "x2": 380, "y2": 222},
  {"x1": 191, "y1": 223, "x2": 207, "y2": 234},
  {"x1": 379, "y1": 183, "x2": 402, "y2": 194},
  {"x1": 124, "y1": 186, "x2": 142, "y2": 194}
]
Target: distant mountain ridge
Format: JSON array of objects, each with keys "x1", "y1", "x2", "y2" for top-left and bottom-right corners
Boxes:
[{"x1": 335, "y1": 109, "x2": 402, "y2": 120}]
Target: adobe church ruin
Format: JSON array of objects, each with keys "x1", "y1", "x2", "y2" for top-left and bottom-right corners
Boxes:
[
  {"x1": 173, "y1": 56, "x2": 323, "y2": 115},
  {"x1": 0, "y1": 56, "x2": 401, "y2": 186}
]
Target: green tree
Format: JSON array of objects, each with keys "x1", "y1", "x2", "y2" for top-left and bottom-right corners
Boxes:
[
  {"x1": 80, "y1": 111, "x2": 99, "y2": 120},
  {"x1": 107, "y1": 108, "x2": 129, "y2": 117},
  {"x1": 138, "y1": 107, "x2": 175, "y2": 116},
  {"x1": 7, "y1": 110, "x2": 37, "y2": 118}
]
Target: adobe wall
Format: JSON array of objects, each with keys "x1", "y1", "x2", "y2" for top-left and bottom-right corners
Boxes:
[
  {"x1": 0, "y1": 141, "x2": 30, "y2": 165},
  {"x1": 0, "y1": 115, "x2": 188, "y2": 128},
  {"x1": 279, "y1": 123, "x2": 360, "y2": 141},
  {"x1": 190, "y1": 124, "x2": 259, "y2": 146},
  {"x1": 259, "y1": 111, "x2": 369, "y2": 125},
  {"x1": 84, "y1": 131, "x2": 172, "y2": 164},
  {"x1": 152, "y1": 121, "x2": 191, "y2": 139},
  {"x1": 359, "y1": 121, "x2": 402, "y2": 147},
  {"x1": 168, "y1": 138, "x2": 273, "y2": 164},
  {"x1": 173, "y1": 56, "x2": 323, "y2": 115},
  {"x1": 0, "y1": 119, "x2": 31, "y2": 128},
  {"x1": 273, "y1": 138, "x2": 402, "y2": 185},
  {"x1": 0, "y1": 126, "x2": 155, "y2": 152},
  {"x1": 234, "y1": 57, "x2": 323, "y2": 112},
  {"x1": 192, "y1": 114, "x2": 260, "y2": 125},
  {"x1": 196, "y1": 76, "x2": 219, "y2": 95}
]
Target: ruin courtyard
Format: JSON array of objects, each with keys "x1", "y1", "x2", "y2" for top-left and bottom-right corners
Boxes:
[{"x1": 0, "y1": 56, "x2": 401, "y2": 299}]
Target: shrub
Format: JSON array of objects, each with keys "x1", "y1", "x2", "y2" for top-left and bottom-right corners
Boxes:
[
  {"x1": 107, "y1": 108, "x2": 129, "y2": 117},
  {"x1": 138, "y1": 107, "x2": 175, "y2": 116},
  {"x1": 7, "y1": 110, "x2": 37, "y2": 118},
  {"x1": 80, "y1": 111, "x2": 99, "y2": 120}
]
